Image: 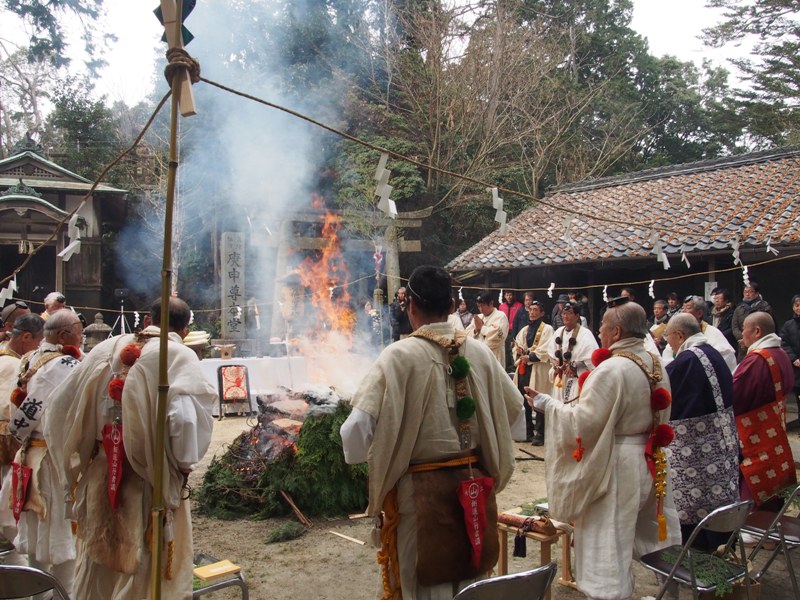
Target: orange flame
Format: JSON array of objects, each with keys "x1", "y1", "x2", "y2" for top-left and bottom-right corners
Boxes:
[{"x1": 295, "y1": 204, "x2": 356, "y2": 344}]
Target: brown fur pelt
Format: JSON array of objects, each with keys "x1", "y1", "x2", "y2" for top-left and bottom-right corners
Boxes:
[
  {"x1": 412, "y1": 468, "x2": 499, "y2": 587},
  {"x1": 78, "y1": 457, "x2": 144, "y2": 575},
  {"x1": 0, "y1": 422, "x2": 20, "y2": 466}
]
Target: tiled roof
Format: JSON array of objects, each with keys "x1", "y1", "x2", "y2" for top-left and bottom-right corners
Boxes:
[
  {"x1": 0, "y1": 151, "x2": 126, "y2": 194},
  {"x1": 446, "y1": 148, "x2": 800, "y2": 272}
]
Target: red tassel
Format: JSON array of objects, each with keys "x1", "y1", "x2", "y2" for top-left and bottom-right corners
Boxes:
[
  {"x1": 10, "y1": 387, "x2": 26, "y2": 407},
  {"x1": 577, "y1": 371, "x2": 591, "y2": 391},
  {"x1": 591, "y1": 348, "x2": 612, "y2": 366},
  {"x1": 119, "y1": 343, "x2": 141, "y2": 367},
  {"x1": 650, "y1": 387, "x2": 671, "y2": 411},
  {"x1": 108, "y1": 379, "x2": 125, "y2": 402},
  {"x1": 653, "y1": 424, "x2": 675, "y2": 447},
  {"x1": 572, "y1": 436, "x2": 585, "y2": 462},
  {"x1": 61, "y1": 345, "x2": 81, "y2": 359}
]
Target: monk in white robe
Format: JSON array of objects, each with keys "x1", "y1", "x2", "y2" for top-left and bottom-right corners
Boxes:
[
  {"x1": 0, "y1": 313, "x2": 44, "y2": 565},
  {"x1": 466, "y1": 291, "x2": 509, "y2": 366},
  {"x1": 512, "y1": 302, "x2": 553, "y2": 443},
  {"x1": 546, "y1": 301, "x2": 597, "y2": 403},
  {"x1": 45, "y1": 298, "x2": 215, "y2": 600},
  {"x1": 341, "y1": 266, "x2": 522, "y2": 600},
  {"x1": 527, "y1": 300, "x2": 680, "y2": 600}
]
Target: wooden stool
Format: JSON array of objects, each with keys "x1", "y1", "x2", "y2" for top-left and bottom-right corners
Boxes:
[{"x1": 496, "y1": 523, "x2": 576, "y2": 600}]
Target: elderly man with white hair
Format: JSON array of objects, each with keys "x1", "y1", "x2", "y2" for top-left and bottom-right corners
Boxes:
[
  {"x1": 40, "y1": 292, "x2": 66, "y2": 321},
  {"x1": 661, "y1": 295, "x2": 737, "y2": 372},
  {"x1": 525, "y1": 298, "x2": 680, "y2": 600},
  {"x1": 662, "y1": 313, "x2": 739, "y2": 549}
]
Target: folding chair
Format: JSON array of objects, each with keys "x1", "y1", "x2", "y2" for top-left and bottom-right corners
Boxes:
[
  {"x1": 639, "y1": 499, "x2": 754, "y2": 600},
  {"x1": 741, "y1": 481, "x2": 800, "y2": 598},
  {"x1": 452, "y1": 562, "x2": 557, "y2": 600},
  {"x1": 0, "y1": 564, "x2": 71, "y2": 599},
  {"x1": 192, "y1": 553, "x2": 249, "y2": 600},
  {"x1": 216, "y1": 365, "x2": 251, "y2": 421}
]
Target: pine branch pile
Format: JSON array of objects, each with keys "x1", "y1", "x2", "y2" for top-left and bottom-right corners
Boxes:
[{"x1": 197, "y1": 388, "x2": 368, "y2": 520}]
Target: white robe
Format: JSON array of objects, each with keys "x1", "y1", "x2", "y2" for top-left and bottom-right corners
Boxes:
[
  {"x1": 512, "y1": 321, "x2": 554, "y2": 395},
  {"x1": 341, "y1": 322, "x2": 521, "y2": 600},
  {"x1": 533, "y1": 337, "x2": 681, "y2": 600},
  {"x1": 546, "y1": 325, "x2": 598, "y2": 403},
  {"x1": 662, "y1": 322, "x2": 737, "y2": 373},
  {"x1": 1, "y1": 343, "x2": 79, "y2": 567},
  {"x1": 45, "y1": 329, "x2": 215, "y2": 600},
  {"x1": 466, "y1": 308, "x2": 509, "y2": 366},
  {"x1": 0, "y1": 351, "x2": 25, "y2": 566}
]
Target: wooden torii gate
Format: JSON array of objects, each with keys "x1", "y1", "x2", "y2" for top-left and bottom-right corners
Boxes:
[{"x1": 263, "y1": 206, "x2": 430, "y2": 340}]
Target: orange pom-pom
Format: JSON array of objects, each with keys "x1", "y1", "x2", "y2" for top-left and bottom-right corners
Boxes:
[
  {"x1": 10, "y1": 387, "x2": 26, "y2": 407},
  {"x1": 653, "y1": 424, "x2": 675, "y2": 447},
  {"x1": 572, "y1": 436, "x2": 585, "y2": 462},
  {"x1": 578, "y1": 370, "x2": 591, "y2": 391},
  {"x1": 61, "y1": 345, "x2": 81, "y2": 359},
  {"x1": 651, "y1": 387, "x2": 672, "y2": 411},
  {"x1": 119, "y1": 343, "x2": 141, "y2": 367},
  {"x1": 108, "y1": 378, "x2": 125, "y2": 402},
  {"x1": 591, "y1": 348, "x2": 613, "y2": 366}
]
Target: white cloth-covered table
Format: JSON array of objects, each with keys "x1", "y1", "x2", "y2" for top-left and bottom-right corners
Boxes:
[{"x1": 198, "y1": 357, "x2": 309, "y2": 413}]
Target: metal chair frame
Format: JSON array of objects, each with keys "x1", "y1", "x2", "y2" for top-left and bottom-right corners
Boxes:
[
  {"x1": 452, "y1": 562, "x2": 557, "y2": 600},
  {"x1": 0, "y1": 564, "x2": 71, "y2": 599},
  {"x1": 192, "y1": 552, "x2": 249, "y2": 600},
  {"x1": 639, "y1": 499, "x2": 754, "y2": 600},
  {"x1": 741, "y1": 481, "x2": 800, "y2": 598}
]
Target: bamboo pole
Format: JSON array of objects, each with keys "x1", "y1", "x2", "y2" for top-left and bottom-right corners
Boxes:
[
  {"x1": 149, "y1": 75, "x2": 180, "y2": 600},
  {"x1": 150, "y1": 2, "x2": 189, "y2": 597}
]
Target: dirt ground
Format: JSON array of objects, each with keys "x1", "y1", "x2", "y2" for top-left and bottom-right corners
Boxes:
[{"x1": 191, "y1": 416, "x2": 798, "y2": 600}]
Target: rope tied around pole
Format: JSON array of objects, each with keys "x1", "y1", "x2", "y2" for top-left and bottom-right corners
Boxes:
[{"x1": 164, "y1": 48, "x2": 201, "y2": 86}]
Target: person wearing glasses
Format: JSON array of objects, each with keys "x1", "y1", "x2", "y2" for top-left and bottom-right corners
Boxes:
[
  {"x1": 0, "y1": 301, "x2": 31, "y2": 344},
  {"x1": 40, "y1": 292, "x2": 67, "y2": 321},
  {"x1": 546, "y1": 300, "x2": 598, "y2": 404},
  {"x1": 0, "y1": 313, "x2": 45, "y2": 561},
  {"x1": 1, "y1": 309, "x2": 83, "y2": 597},
  {"x1": 525, "y1": 299, "x2": 680, "y2": 600}
]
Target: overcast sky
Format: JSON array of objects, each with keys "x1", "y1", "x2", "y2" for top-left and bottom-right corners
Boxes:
[{"x1": 13, "y1": 1, "x2": 748, "y2": 106}]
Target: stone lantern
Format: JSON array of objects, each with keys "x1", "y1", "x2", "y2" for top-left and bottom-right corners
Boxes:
[{"x1": 83, "y1": 313, "x2": 112, "y2": 352}]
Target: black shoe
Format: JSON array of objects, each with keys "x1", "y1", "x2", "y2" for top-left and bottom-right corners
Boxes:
[
  {"x1": 531, "y1": 435, "x2": 544, "y2": 447},
  {"x1": 0, "y1": 538, "x2": 14, "y2": 553}
]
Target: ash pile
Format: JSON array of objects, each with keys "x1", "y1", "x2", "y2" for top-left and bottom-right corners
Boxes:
[{"x1": 197, "y1": 385, "x2": 368, "y2": 520}]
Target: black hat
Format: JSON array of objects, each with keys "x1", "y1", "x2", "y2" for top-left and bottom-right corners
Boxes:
[{"x1": 556, "y1": 294, "x2": 569, "y2": 303}]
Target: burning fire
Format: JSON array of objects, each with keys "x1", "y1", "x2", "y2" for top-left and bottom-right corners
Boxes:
[{"x1": 294, "y1": 197, "x2": 356, "y2": 345}]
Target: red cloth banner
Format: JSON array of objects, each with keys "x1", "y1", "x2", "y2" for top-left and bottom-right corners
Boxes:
[
  {"x1": 102, "y1": 422, "x2": 126, "y2": 510},
  {"x1": 457, "y1": 476, "x2": 494, "y2": 569},
  {"x1": 11, "y1": 462, "x2": 31, "y2": 522}
]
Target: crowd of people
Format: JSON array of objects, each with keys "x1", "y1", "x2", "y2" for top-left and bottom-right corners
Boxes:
[
  {"x1": 0, "y1": 293, "x2": 214, "y2": 599},
  {"x1": 342, "y1": 274, "x2": 799, "y2": 600},
  {"x1": 1, "y1": 277, "x2": 798, "y2": 600}
]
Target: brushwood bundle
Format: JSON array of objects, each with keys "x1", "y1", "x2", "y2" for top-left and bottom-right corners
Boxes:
[{"x1": 197, "y1": 386, "x2": 368, "y2": 520}]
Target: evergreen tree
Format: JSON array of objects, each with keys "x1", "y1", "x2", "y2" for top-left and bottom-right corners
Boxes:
[{"x1": 705, "y1": 0, "x2": 800, "y2": 145}]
